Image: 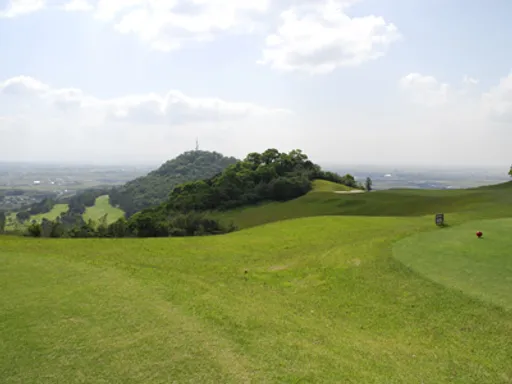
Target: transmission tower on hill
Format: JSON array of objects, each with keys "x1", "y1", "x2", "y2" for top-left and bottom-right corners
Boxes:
[{"x1": 195, "y1": 138, "x2": 199, "y2": 151}]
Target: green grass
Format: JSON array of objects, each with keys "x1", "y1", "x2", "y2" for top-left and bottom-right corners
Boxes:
[
  {"x1": 311, "y1": 179, "x2": 356, "y2": 192},
  {"x1": 393, "y1": 218, "x2": 512, "y2": 310},
  {"x1": 83, "y1": 195, "x2": 125, "y2": 224},
  {"x1": 1, "y1": 181, "x2": 512, "y2": 383},
  {"x1": 5, "y1": 204, "x2": 69, "y2": 230},
  {"x1": 215, "y1": 181, "x2": 512, "y2": 229},
  {"x1": 31, "y1": 204, "x2": 69, "y2": 222}
]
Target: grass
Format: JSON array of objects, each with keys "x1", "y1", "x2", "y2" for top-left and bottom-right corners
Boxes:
[
  {"x1": 82, "y1": 195, "x2": 125, "y2": 224},
  {"x1": 215, "y1": 181, "x2": 512, "y2": 229},
  {"x1": 393, "y1": 218, "x2": 512, "y2": 310},
  {"x1": 311, "y1": 179, "x2": 356, "y2": 192},
  {"x1": 5, "y1": 204, "x2": 69, "y2": 230},
  {"x1": 1, "y1": 181, "x2": 512, "y2": 383}
]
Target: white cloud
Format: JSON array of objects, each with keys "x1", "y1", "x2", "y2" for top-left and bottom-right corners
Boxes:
[
  {"x1": 399, "y1": 73, "x2": 450, "y2": 107},
  {"x1": 481, "y1": 72, "x2": 512, "y2": 123},
  {"x1": 399, "y1": 70, "x2": 512, "y2": 126},
  {"x1": 0, "y1": 75, "x2": 290, "y2": 124},
  {"x1": 0, "y1": 75, "x2": 296, "y2": 163},
  {"x1": 0, "y1": 0, "x2": 45, "y2": 18},
  {"x1": 63, "y1": 0, "x2": 93, "y2": 12},
  {"x1": 93, "y1": 0, "x2": 270, "y2": 51},
  {"x1": 258, "y1": 0, "x2": 401, "y2": 74},
  {"x1": 463, "y1": 75, "x2": 479, "y2": 85}
]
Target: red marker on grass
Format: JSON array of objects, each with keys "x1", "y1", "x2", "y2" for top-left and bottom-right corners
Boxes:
[{"x1": 476, "y1": 231, "x2": 483, "y2": 238}]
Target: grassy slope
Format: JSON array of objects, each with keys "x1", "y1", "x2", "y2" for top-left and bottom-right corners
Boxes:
[
  {"x1": 83, "y1": 195, "x2": 125, "y2": 224},
  {"x1": 1, "y1": 181, "x2": 512, "y2": 383},
  {"x1": 311, "y1": 179, "x2": 355, "y2": 192},
  {"x1": 215, "y1": 181, "x2": 512, "y2": 229}
]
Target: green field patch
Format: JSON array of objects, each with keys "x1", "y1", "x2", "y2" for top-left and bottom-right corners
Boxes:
[
  {"x1": 83, "y1": 195, "x2": 125, "y2": 224},
  {"x1": 393, "y1": 218, "x2": 512, "y2": 309},
  {"x1": 31, "y1": 204, "x2": 69, "y2": 222},
  {"x1": 5, "y1": 204, "x2": 69, "y2": 230}
]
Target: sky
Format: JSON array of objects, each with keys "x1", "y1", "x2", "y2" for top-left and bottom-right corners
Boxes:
[{"x1": 0, "y1": 0, "x2": 511, "y2": 167}]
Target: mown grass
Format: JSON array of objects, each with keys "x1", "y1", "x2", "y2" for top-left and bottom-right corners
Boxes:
[
  {"x1": 83, "y1": 195, "x2": 125, "y2": 224},
  {"x1": 394, "y1": 217, "x2": 512, "y2": 310},
  {"x1": 1, "y1": 181, "x2": 512, "y2": 383}
]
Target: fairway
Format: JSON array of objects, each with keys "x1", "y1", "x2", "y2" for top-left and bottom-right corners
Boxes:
[
  {"x1": 83, "y1": 195, "x2": 125, "y2": 224},
  {"x1": 393, "y1": 218, "x2": 512, "y2": 310}
]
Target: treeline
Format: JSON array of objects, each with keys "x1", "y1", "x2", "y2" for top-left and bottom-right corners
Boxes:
[
  {"x1": 109, "y1": 150, "x2": 238, "y2": 217},
  {"x1": 25, "y1": 211, "x2": 235, "y2": 238}
]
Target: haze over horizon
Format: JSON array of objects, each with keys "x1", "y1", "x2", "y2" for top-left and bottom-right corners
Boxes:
[{"x1": 1, "y1": 0, "x2": 511, "y2": 167}]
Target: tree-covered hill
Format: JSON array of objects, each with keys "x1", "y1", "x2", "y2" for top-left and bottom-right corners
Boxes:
[
  {"x1": 108, "y1": 150, "x2": 238, "y2": 217},
  {"x1": 124, "y1": 149, "x2": 360, "y2": 237}
]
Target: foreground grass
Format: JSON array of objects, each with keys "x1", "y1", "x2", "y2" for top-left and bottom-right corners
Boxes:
[
  {"x1": 2, "y1": 182, "x2": 512, "y2": 383},
  {"x1": 1, "y1": 215, "x2": 512, "y2": 383},
  {"x1": 83, "y1": 195, "x2": 125, "y2": 224},
  {"x1": 394, "y1": 218, "x2": 512, "y2": 310}
]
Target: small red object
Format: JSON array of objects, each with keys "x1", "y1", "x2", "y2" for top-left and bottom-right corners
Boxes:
[{"x1": 476, "y1": 231, "x2": 483, "y2": 238}]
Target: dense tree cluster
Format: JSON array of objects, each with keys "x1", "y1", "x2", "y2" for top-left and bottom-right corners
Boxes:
[
  {"x1": 164, "y1": 148, "x2": 360, "y2": 212},
  {"x1": 109, "y1": 150, "x2": 238, "y2": 217},
  {"x1": 25, "y1": 211, "x2": 235, "y2": 239}
]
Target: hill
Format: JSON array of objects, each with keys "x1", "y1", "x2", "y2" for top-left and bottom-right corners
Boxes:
[
  {"x1": 108, "y1": 150, "x2": 238, "y2": 217},
  {"x1": 2, "y1": 182, "x2": 512, "y2": 382}
]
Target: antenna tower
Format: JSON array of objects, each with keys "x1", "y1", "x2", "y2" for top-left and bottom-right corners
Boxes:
[{"x1": 195, "y1": 138, "x2": 199, "y2": 151}]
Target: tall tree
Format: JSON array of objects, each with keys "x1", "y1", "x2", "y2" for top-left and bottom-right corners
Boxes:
[
  {"x1": 0, "y1": 211, "x2": 6, "y2": 233},
  {"x1": 365, "y1": 177, "x2": 373, "y2": 192},
  {"x1": 509, "y1": 165, "x2": 512, "y2": 177}
]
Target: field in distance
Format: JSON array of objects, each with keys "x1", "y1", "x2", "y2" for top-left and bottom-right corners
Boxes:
[
  {"x1": 1, "y1": 180, "x2": 512, "y2": 383},
  {"x1": 6, "y1": 195, "x2": 123, "y2": 230}
]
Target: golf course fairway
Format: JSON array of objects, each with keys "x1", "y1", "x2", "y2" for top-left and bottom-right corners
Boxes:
[{"x1": 393, "y1": 218, "x2": 512, "y2": 310}]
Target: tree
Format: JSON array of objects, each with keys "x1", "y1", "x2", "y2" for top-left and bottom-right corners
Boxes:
[
  {"x1": 509, "y1": 165, "x2": 512, "y2": 177},
  {"x1": 365, "y1": 177, "x2": 373, "y2": 192},
  {"x1": 0, "y1": 211, "x2": 5, "y2": 233}
]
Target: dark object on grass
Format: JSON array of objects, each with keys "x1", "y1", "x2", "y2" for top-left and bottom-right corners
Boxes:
[{"x1": 476, "y1": 231, "x2": 483, "y2": 238}]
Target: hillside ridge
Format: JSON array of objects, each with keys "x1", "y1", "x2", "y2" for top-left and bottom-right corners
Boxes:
[{"x1": 108, "y1": 150, "x2": 238, "y2": 217}]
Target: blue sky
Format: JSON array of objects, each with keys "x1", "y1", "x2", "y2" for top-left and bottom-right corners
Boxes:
[{"x1": 0, "y1": 0, "x2": 511, "y2": 167}]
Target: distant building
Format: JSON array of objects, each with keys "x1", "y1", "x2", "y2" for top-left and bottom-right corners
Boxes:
[{"x1": 33, "y1": 180, "x2": 41, "y2": 185}]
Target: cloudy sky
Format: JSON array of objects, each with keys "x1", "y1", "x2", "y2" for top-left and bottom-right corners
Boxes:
[{"x1": 1, "y1": 0, "x2": 511, "y2": 167}]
